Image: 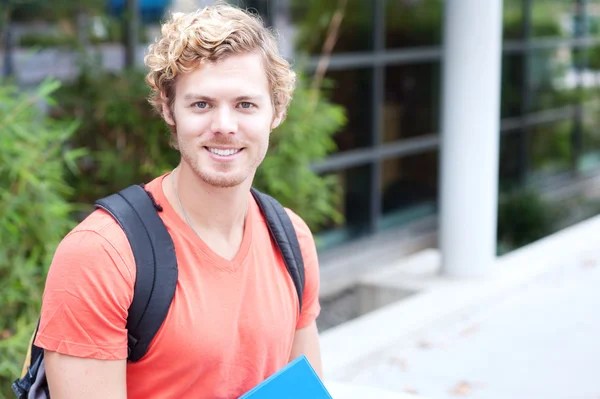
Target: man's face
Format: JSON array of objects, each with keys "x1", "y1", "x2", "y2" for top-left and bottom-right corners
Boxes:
[{"x1": 164, "y1": 52, "x2": 282, "y2": 188}]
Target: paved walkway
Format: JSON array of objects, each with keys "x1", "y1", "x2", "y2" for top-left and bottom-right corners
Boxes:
[{"x1": 340, "y1": 247, "x2": 600, "y2": 399}]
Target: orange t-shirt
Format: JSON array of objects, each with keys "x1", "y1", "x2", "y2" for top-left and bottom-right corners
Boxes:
[{"x1": 35, "y1": 173, "x2": 321, "y2": 399}]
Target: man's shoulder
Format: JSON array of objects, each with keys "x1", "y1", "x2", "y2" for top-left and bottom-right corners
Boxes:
[
  {"x1": 56, "y1": 206, "x2": 133, "y2": 267},
  {"x1": 66, "y1": 175, "x2": 167, "y2": 247},
  {"x1": 283, "y1": 207, "x2": 313, "y2": 241},
  {"x1": 50, "y1": 207, "x2": 136, "y2": 284},
  {"x1": 68, "y1": 207, "x2": 126, "y2": 241}
]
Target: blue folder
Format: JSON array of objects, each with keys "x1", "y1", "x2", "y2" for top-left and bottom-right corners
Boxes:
[{"x1": 239, "y1": 355, "x2": 332, "y2": 398}]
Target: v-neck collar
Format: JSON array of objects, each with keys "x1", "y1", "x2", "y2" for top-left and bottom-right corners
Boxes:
[{"x1": 152, "y1": 172, "x2": 254, "y2": 274}]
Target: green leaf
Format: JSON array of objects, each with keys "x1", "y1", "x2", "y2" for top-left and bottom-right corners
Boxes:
[{"x1": 0, "y1": 78, "x2": 81, "y2": 391}]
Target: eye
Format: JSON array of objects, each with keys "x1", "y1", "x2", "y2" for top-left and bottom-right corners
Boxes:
[
  {"x1": 193, "y1": 101, "x2": 209, "y2": 109},
  {"x1": 239, "y1": 102, "x2": 255, "y2": 109}
]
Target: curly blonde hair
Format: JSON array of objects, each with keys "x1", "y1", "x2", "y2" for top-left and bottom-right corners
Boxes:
[{"x1": 144, "y1": 3, "x2": 296, "y2": 131}]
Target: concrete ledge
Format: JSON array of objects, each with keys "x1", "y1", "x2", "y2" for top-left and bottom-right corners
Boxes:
[
  {"x1": 320, "y1": 214, "x2": 600, "y2": 381},
  {"x1": 319, "y1": 216, "x2": 437, "y2": 298}
]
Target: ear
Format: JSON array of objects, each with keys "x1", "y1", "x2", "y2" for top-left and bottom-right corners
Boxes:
[
  {"x1": 270, "y1": 112, "x2": 284, "y2": 130},
  {"x1": 162, "y1": 94, "x2": 175, "y2": 126}
]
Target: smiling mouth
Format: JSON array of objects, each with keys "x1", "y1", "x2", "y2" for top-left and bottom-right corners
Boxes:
[{"x1": 205, "y1": 147, "x2": 243, "y2": 156}]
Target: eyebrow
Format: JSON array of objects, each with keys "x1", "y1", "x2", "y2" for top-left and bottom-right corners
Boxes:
[
  {"x1": 182, "y1": 94, "x2": 216, "y2": 102},
  {"x1": 234, "y1": 95, "x2": 263, "y2": 102},
  {"x1": 182, "y1": 93, "x2": 265, "y2": 102}
]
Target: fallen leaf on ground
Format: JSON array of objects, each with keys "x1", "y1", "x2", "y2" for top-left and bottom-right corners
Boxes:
[
  {"x1": 404, "y1": 386, "x2": 419, "y2": 394},
  {"x1": 460, "y1": 324, "x2": 481, "y2": 337},
  {"x1": 389, "y1": 357, "x2": 408, "y2": 371},
  {"x1": 450, "y1": 381, "x2": 472, "y2": 396},
  {"x1": 582, "y1": 259, "x2": 597, "y2": 268},
  {"x1": 417, "y1": 340, "x2": 433, "y2": 349}
]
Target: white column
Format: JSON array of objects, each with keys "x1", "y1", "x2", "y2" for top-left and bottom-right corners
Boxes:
[{"x1": 439, "y1": 0, "x2": 503, "y2": 277}]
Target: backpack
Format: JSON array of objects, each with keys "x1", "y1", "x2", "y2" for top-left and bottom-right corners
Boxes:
[{"x1": 12, "y1": 184, "x2": 305, "y2": 398}]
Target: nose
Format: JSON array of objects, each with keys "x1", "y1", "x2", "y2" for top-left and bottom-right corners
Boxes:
[{"x1": 210, "y1": 106, "x2": 237, "y2": 135}]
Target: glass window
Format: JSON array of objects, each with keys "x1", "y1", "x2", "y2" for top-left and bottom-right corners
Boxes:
[
  {"x1": 499, "y1": 130, "x2": 526, "y2": 190},
  {"x1": 289, "y1": 0, "x2": 373, "y2": 54},
  {"x1": 529, "y1": 48, "x2": 579, "y2": 112},
  {"x1": 504, "y1": 0, "x2": 524, "y2": 40},
  {"x1": 501, "y1": 54, "x2": 525, "y2": 118},
  {"x1": 586, "y1": 43, "x2": 600, "y2": 70},
  {"x1": 531, "y1": 0, "x2": 578, "y2": 38},
  {"x1": 324, "y1": 68, "x2": 373, "y2": 151},
  {"x1": 579, "y1": 43, "x2": 600, "y2": 171},
  {"x1": 580, "y1": 44, "x2": 600, "y2": 101},
  {"x1": 384, "y1": 62, "x2": 440, "y2": 142},
  {"x1": 385, "y1": 0, "x2": 442, "y2": 49},
  {"x1": 580, "y1": 101, "x2": 600, "y2": 171},
  {"x1": 528, "y1": 120, "x2": 574, "y2": 181},
  {"x1": 587, "y1": 4, "x2": 600, "y2": 37},
  {"x1": 315, "y1": 164, "x2": 373, "y2": 249},
  {"x1": 234, "y1": 0, "x2": 274, "y2": 24},
  {"x1": 379, "y1": 152, "x2": 438, "y2": 230}
]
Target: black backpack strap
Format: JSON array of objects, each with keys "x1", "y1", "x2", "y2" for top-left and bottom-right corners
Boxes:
[
  {"x1": 250, "y1": 188, "x2": 305, "y2": 313},
  {"x1": 95, "y1": 185, "x2": 178, "y2": 362}
]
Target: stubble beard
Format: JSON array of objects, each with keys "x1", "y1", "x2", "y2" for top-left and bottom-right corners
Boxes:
[{"x1": 178, "y1": 135, "x2": 268, "y2": 189}]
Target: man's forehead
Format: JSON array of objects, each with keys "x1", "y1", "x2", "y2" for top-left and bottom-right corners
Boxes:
[{"x1": 173, "y1": 53, "x2": 271, "y2": 99}]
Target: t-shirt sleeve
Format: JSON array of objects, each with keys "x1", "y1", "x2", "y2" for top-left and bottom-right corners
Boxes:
[
  {"x1": 285, "y1": 209, "x2": 322, "y2": 330},
  {"x1": 34, "y1": 225, "x2": 135, "y2": 360}
]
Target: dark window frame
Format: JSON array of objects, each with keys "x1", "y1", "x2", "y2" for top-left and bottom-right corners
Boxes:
[{"x1": 258, "y1": 0, "x2": 597, "y2": 240}]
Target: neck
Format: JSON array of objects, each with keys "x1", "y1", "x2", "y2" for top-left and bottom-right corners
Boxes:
[{"x1": 165, "y1": 162, "x2": 251, "y2": 240}]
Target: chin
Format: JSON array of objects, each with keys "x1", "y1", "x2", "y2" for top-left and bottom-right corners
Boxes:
[
  {"x1": 183, "y1": 151, "x2": 257, "y2": 189},
  {"x1": 197, "y1": 171, "x2": 249, "y2": 189}
]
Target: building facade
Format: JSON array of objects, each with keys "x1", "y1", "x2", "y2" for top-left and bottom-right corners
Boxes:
[
  {"x1": 237, "y1": 0, "x2": 600, "y2": 267},
  {"x1": 7, "y1": 0, "x2": 600, "y2": 275}
]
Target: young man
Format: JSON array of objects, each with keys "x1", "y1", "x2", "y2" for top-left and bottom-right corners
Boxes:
[{"x1": 36, "y1": 4, "x2": 323, "y2": 398}]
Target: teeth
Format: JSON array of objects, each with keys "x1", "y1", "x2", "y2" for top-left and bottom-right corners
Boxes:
[{"x1": 208, "y1": 148, "x2": 240, "y2": 156}]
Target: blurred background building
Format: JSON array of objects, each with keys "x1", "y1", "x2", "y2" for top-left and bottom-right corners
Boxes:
[
  {"x1": 228, "y1": 0, "x2": 600, "y2": 329},
  {"x1": 4, "y1": 1, "x2": 600, "y2": 396},
  {"x1": 3, "y1": 0, "x2": 600, "y2": 332}
]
